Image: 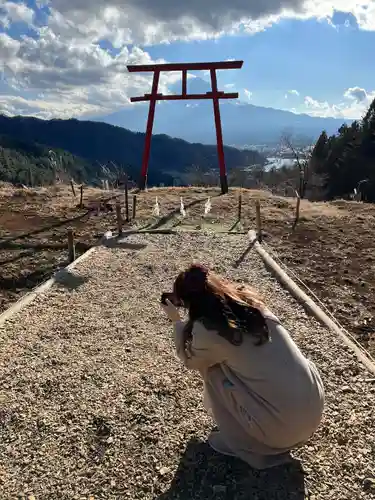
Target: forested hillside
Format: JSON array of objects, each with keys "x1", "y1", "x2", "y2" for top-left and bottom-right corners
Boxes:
[
  {"x1": 0, "y1": 115, "x2": 265, "y2": 186},
  {"x1": 0, "y1": 134, "x2": 99, "y2": 186},
  {"x1": 2, "y1": 103, "x2": 373, "y2": 201},
  {"x1": 311, "y1": 99, "x2": 375, "y2": 201},
  {"x1": 243, "y1": 97, "x2": 375, "y2": 202}
]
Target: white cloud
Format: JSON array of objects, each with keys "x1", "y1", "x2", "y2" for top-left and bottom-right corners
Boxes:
[
  {"x1": 304, "y1": 96, "x2": 337, "y2": 116},
  {"x1": 286, "y1": 89, "x2": 300, "y2": 98},
  {"x1": 44, "y1": 0, "x2": 303, "y2": 45},
  {"x1": 1, "y1": 0, "x2": 375, "y2": 120},
  {"x1": 36, "y1": 0, "x2": 375, "y2": 46},
  {"x1": 0, "y1": 93, "x2": 104, "y2": 119},
  {"x1": 344, "y1": 86, "x2": 368, "y2": 102},
  {"x1": 0, "y1": 2, "x2": 35, "y2": 26},
  {"x1": 0, "y1": 32, "x2": 20, "y2": 59},
  {"x1": 243, "y1": 88, "x2": 253, "y2": 101},
  {"x1": 302, "y1": 87, "x2": 375, "y2": 119},
  {"x1": 0, "y1": 25, "x2": 182, "y2": 119}
]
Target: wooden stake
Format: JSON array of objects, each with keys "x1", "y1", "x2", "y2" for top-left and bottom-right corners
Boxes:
[
  {"x1": 79, "y1": 185, "x2": 83, "y2": 208},
  {"x1": 132, "y1": 195, "x2": 137, "y2": 219},
  {"x1": 70, "y1": 179, "x2": 76, "y2": 197},
  {"x1": 116, "y1": 200, "x2": 123, "y2": 235},
  {"x1": 255, "y1": 200, "x2": 262, "y2": 242},
  {"x1": 67, "y1": 229, "x2": 75, "y2": 263},
  {"x1": 238, "y1": 191, "x2": 242, "y2": 220},
  {"x1": 124, "y1": 175, "x2": 129, "y2": 222},
  {"x1": 293, "y1": 190, "x2": 301, "y2": 231}
]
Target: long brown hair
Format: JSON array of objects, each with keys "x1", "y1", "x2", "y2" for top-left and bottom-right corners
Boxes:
[{"x1": 173, "y1": 264, "x2": 269, "y2": 346}]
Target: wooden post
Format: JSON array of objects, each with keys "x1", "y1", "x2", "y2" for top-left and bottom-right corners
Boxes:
[
  {"x1": 255, "y1": 200, "x2": 262, "y2": 242},
  {"x1": 132, "y1": 195, "x2": 137, "y2": 219},
  {"x1": 124, "y1": 175, "x2": 129, "y2": 222},
  {"x1": 79, "y1": 185, "x2": 83, "y2": 208},
  {"x1": 138, "y1": 70, "x2": 160, "y2": 190},
  {"x1": 116, "y1": 200, "x2": 123, "y2": 235},
  {"x1": 238, "y1": 191, "x2": 242, "y2": 221},
  {"x1": 293, "y1": 191, "x2": 301, "y2": 231},
  {"x1": 70, "y1": 179, "x2": 76, "y2": 197},
  {"x1": 210, "y1": 68, "x2": 228, "y2": 194},
  {"x1": 67, "y1": 229, "x2": 75, "y2": 263}
]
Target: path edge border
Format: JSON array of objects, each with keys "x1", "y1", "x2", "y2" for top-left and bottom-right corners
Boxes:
[
  {"x1": 0, "y1": 246, "x2": 98, "y2": 327},
  {"x1": 248, "y1": 230, "x2": 375, "y2": 376}
]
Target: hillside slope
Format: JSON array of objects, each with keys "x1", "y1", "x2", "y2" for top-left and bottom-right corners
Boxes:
[
  {"x1": 0, "y1": 115, "x2": 265, "y2": 185},
  {"x1": 0, "y1": 134, "x2": 100, "y2": 186}
]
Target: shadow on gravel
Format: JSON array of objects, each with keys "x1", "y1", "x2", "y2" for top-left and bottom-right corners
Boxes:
[
  {"x1": 0, "y1": 261, "x2": 64, "y2": 290},
  {"x1": 103, "y1": 238, "x2": 148, "y2": 251},
  {"x1": 55, "y1": 270, "x2": 88, "y2": 291},
  {"x1": 233, "y1": 239, "x2": 257, "y2": 269},
  {"x1": 228, "y1": 219, "x2": 241, "y2": 232},
  {"x1": 158, "y1": 439, "x2": 305, "y2": 500}
]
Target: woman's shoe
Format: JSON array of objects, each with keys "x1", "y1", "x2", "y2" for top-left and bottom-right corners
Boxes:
[{"x1": 207, "y1": 431, "x2": 237, "y2": 457}]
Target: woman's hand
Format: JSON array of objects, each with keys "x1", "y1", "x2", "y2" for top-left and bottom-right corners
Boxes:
[{"x1": 161, "y1": 299, "x2": 182, "y2": 324}]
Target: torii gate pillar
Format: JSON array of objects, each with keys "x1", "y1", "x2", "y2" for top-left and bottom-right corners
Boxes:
[{"x1": 127, "y1": 61, "x2": 243, "y2": 194}]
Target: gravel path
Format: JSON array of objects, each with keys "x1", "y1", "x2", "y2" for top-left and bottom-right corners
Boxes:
[{"x1": 0, "y1": 233, "x2": 374, "y2": 500}]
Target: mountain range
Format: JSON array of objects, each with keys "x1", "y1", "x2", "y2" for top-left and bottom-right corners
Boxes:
[
  {"x1": 96, "y1": 77, "x2": 350, "y2": 146},
  {"x1": 0, "y1": 76, "x2": 351, "y2": 188},
  {"x1": 0, "y1": 114, "x2": 264, "y2": 186}
]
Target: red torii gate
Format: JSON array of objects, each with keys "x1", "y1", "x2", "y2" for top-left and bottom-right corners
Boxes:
[{"x1": 127, "y1": 60, "x2": 243, "y2": 194}]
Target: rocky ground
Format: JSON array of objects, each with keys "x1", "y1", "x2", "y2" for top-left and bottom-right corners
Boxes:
[
  {"x1": 0, "y1": 233, "x2": 374, "y2": 499},
  {"x1": 0, "y1": 184, "x2": 374, "y2": 355}
]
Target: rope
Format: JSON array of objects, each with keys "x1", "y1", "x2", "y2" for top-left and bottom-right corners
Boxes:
[{"x1": 262, "y1": 240, "x2": 375, "y2": 364}]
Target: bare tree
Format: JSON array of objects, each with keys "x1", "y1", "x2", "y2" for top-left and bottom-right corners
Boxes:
[
  {"x1": 228, "y1": 167, "x2": 249, "y2": 188},
  {"x1": 357, "y1": 179, "x2": 370, "y2": 201},
  {"x1": 185, "y1": 165, "x2": 209, "y2": 186},
  {"x1": 251, "y1": 164, "x2": 266, "y2": 187},
  {"x1": 280, "y1": 132, "x2": 311, "y2": 199}
]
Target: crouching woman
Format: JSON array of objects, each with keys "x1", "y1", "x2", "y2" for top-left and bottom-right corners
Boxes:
[{"x1": 161, "y1": 264, "x2": 324, "y2": 470}]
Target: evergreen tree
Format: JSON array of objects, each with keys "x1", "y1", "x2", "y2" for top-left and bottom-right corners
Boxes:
[{"x1": 310, "y1": 98, "x2": 375, "y2": 201}]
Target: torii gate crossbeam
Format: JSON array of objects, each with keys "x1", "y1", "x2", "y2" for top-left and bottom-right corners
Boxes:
[{"x1": 127, "y1": 60, "x2": 243, "y2": 194}]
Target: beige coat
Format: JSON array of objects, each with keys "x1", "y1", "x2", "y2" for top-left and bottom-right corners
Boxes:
[{"x1": 173, "y1": 310, "x2": 325, "y2": 469}]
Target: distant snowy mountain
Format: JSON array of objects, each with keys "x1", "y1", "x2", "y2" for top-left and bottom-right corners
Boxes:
[{"x1": 95, "y1": 78, "x2": 350, "y2": 146}]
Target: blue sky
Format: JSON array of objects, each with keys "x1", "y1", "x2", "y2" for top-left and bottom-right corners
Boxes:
[
  {"x1": 0, "y1": 0, "x2": 374, "y2": 121},
  {"x1": 147, "y1": 17, "x2": 374, "y2": 110}
]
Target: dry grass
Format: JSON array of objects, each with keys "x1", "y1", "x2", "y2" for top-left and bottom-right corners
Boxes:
[
  {"x1": 138, "y1": 187, "x2": 353, "y2": 225},
  {"x1": 0, "y1": 183, "x2": 124, "y2": 312}
]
